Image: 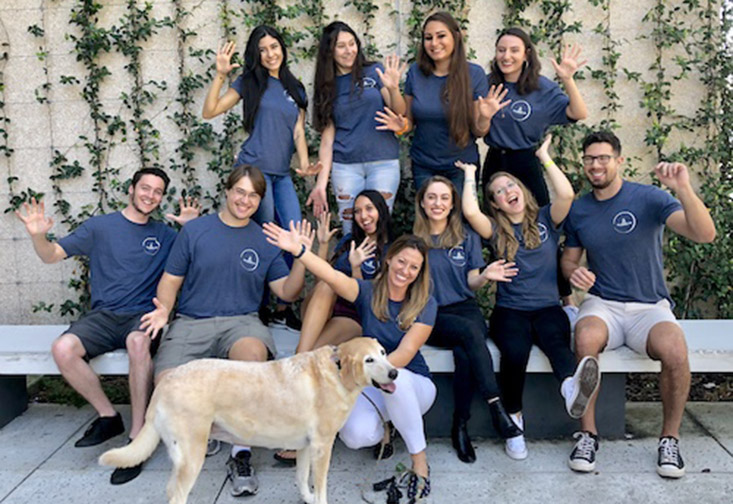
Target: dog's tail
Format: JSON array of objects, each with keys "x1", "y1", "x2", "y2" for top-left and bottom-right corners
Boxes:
[{"x1": 99, "y1": 419, "x2": 160, "y2": 468}]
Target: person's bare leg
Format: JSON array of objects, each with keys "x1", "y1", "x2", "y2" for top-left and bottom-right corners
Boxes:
[
  {"x1": 410, "y1": 450, "x2": 429, "y2": 478},
  {"x1": 297, "y1": 281, "x2": 337, "y2": 353},
  {"x1": 228, "y1": 337, "x2": 268, "y2": 363},
  {"x1": 574, "y1": 317, "x2": 609, "y2": 434},
  {"x1": 52, "y1": 334, "x2": 115, "y2": 417},
  {"x1": 126, "y1": 331, "x2": 153, "y2": 438},
  {"x1": 313, "y1": 317, "x2": 362, "y2": 349},
  {"x1": 646, "y1": 322, "x2": 690, "y2": 439}
]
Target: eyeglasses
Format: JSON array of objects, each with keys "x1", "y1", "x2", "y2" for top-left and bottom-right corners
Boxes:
[
  {"x1": 492, "y1": 180, "x2": 518, "y2": 197},
  {"x1": 582, "y1": 155, "x2": 614, "y2": 166}
]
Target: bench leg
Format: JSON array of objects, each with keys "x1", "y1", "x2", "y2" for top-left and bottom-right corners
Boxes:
[
  {"x1": 0, "y1": 376, "x2": 28, "y2": 429},
  {"x1": 425, "y1": 373, "x2": 627, "y2": 439}
]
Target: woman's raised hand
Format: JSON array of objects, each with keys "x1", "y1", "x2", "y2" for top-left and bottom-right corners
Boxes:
[
  {"x1": 477, "y1": 84, "x2": 511, "y2": 120},
  {"x1": 376, "y1": 54, "x2": 408, "y2": 90},
  {"x1": 551, "y1": 43, "x2": 587, "y2": 81},
  {"x1": 216, "y1": 41, "x2": 241, "y2": 76}
]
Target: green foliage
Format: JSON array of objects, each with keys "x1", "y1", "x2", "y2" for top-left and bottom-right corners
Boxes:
[{"x1": 1, "y1": 1, "x2": 729, "y2": 320}]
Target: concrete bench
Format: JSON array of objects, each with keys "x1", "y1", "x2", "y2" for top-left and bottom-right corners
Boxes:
[{"x1": 2, "y1": 321, "x2": 732, "y2": 436}]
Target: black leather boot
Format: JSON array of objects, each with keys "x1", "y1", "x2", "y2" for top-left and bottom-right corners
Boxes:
[
  {"x1": 451, "y1": 417, "x2": 476, "y2": 463},
  {"x1": 489, "y1": 400, "x2": 523, "y2": 439}
]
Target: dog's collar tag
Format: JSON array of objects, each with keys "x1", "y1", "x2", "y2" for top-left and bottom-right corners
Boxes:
[{"x1": 330, "y1": 346, "x2": 341, "y2": 370}]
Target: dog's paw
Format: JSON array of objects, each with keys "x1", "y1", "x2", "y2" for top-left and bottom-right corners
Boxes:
[{"x1": 300, "y1": 490, "x2": 315, "y2": 504}]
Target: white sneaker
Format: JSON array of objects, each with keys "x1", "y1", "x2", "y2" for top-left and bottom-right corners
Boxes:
[
  {"x1": 504, "y1": 412, "x2": 528, "y2": 460},
  {"x1": 562, "y1": 356, "x2": 601, "y2": 419},
  {"x1": 657, "y1": 436, "x2": 685, "y2": 478}
]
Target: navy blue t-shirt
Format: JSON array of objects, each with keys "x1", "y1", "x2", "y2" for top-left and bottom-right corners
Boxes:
[
  {"x1": 405, "y1": 63, "x2": 489, "y2": 168},
  {"x1": 333, "y1": 233, "x2": 385, "y2": 280},
  {"x1": 427, "y1": 226, "x2": 485, "y2": 306},
  {"x1": 332, "y1": 64, "x2": 399, "y2": 164},
  {"x1": 232, "y1": 75, "x2": 304, "y2": 175},
  {"x1": 564, "y1": 181, "x2": 682, "y2": 304},
  {"x1": 354, "y1": 279, "x2": 437, "y2": 378},
  {"x1": 165, "y1": 214, "x2": 289, "y2": 318},
  {"x1": 58, "y1": 212, "x2": 176, "y2": 314},
  {"x1": 493, "y1": 205, "x2": 562, "y2": 310},
  {"x1": 484, "y1": 75, "x2": 572, "y2": 150}
]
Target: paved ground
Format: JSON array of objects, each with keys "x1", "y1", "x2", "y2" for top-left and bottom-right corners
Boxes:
[{"x1": 0, "y1": 402, "x2": 731, "y2": 504}]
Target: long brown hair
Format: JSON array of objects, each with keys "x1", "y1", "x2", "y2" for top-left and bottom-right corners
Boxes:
[
  {"x1": 413, "y1": 176, "x2": 465, "y2": 249},
  {"x1": 312, "y1": 21, "x2": 374, "y2": 132},
  {"x1": 371, "y1": 235, "x2": 431, "y2": 330},
  {"x1": 488, "y1": 27, "x2": 541, "y2": 95},
  {"x1": 486, "y1": 171, "x2": 540, "y2": 261},
  {"x1": 417, "y1": 12, "x2": 474, "y2": 148}
]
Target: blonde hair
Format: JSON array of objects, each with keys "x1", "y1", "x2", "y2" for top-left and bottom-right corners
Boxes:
[
  {"x1": 371, "y1": 235, "x2": 431, "y2": 330},
  {"x1": 413, "y1": 176, "x2": 465, "y2": 249},
  {"x1": 486, "y1": 171, "x2": 540, "y2": 261}
]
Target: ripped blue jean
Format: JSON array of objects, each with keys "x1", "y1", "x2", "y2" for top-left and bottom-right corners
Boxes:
[{"x1": 331, "y1": 159, "x2": 400, "y2": 235}]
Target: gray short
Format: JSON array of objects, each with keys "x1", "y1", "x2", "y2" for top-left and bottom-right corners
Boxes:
[
  {"x1": 64, "y1": 309, "x2": 152, "y2": 360},
  {"x1": 154, "y1": 313, "x2": 276, "y2": 374}
]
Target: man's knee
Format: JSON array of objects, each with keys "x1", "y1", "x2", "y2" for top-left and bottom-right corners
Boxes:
[
  {"x1": 126, "y1": 331, "x2": 151, "y2": 361},
  {"x1": 229, "y1": 337, "x2": 268, "y2": 362},
  {"x1": 574, "y1": 317, "x2": 608, "y2": 356},
  {"x1": 52, "y1": 334, "x2": 85, "y2": 366},
  {"x1": 648, "y1": 323, "x2": 689, "y2": 370}
]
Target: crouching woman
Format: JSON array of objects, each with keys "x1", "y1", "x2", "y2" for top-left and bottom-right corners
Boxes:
[{"x1": 263, "y1": 228, "x2": 437, "y2": 503}]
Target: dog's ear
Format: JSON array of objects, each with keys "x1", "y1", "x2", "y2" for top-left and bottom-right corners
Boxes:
[{"x1": 338, "y1": 342, "x2": 367, "y2": 391}]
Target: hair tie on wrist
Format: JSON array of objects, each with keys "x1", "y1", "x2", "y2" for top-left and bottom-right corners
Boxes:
[
  {"x1": 542, "y1": 159, "x2": 556, "y2": 169},
  {"x1": 395, "y1": 117, "x2": 409, "y2": 136},
  {"x1": 293, "y1": 244, "x2": 307, "y2": 259}
]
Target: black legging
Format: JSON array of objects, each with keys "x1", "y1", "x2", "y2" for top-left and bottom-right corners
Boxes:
[
  {"x1": 489, "y1": 304, "x2": 576, "y2": 414},
  {"x1": 482, "y1": 146, "x2": 572, "y2": 298},
  {"x1": 428, "y1": 298, "x2": 501, "y2": 421}
]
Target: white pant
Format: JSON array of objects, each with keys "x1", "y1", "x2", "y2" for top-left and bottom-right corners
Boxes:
[{"x1": 339, "y1": 368, "x2": 436, "y2": 455}]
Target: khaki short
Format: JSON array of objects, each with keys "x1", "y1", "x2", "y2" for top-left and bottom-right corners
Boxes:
[
  {"x1": 154, "y1": 313, "x2": 276, "y2": 374},
  {"x1": 577, "y1": 294, "x2": 680, "y2": 356}
]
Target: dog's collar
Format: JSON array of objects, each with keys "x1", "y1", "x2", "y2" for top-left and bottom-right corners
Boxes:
[{"x1": 329, "y1": 345, "x2": 341, "y2": 370}]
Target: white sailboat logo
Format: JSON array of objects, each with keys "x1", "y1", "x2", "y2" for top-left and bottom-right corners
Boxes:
[{"x1": 612, "y1": 211, "x2": 637, "y2": 234}]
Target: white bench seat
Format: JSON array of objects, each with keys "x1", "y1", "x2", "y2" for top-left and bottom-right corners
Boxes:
[{"x1": 1, "y1": 320, "x2": 732, "y2": 376}]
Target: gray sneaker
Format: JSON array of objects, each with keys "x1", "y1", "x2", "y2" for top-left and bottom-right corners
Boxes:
[
  {"x1": 206, "y1": 439, "x2": 221, "y2": 457},
  {"x1": 226, "y1": 451, "x2": 259, "y2": 496}
]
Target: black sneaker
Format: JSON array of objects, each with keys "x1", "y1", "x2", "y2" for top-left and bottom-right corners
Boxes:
[
  {"x1": 270, "y1": 306, "x2": 301, "y2": 332},
  {"x1": 657, "y1": 436, "x2": 685, "y2": 478},
  {"x1": 110, "y1": 439, "x2": 142, "y2": 485},
  {"x1": 568, "y1": 430, "x2": 598, "y2": 472},
  {"x1": 75, "y1": 412, "x2": 125, "y2": 447}
]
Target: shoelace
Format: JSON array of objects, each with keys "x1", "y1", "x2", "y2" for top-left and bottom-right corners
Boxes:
[
  {"x1": 572, "y1": 432, "x2": 596, "y2": 460},
  {"x1": 659, "y1": 438, "x2": 680, "y2": 464},
  {"x1": 231, "y1": 456, "x2": 253, "y2": 477}
]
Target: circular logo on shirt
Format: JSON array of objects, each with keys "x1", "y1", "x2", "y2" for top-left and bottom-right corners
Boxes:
[
  {"x1": 239, "y1": 248, "x2": 260, "y2": 271},
  {"x1": 448, "y1": 246, "x2": 467, "y2": 267},
  {"x1": 509, "y1": 100, "x2": 532, "y2": 122},
  {"x1": 612, "y1": 211, "x2": 637, "y2": 234},
  {"x1": 538, "y1": 222, "x2": 549, "y2": 243},
  {"x1": 362, "y1": 258, "x2": 379, "y2": 276},
  {"x1": 141, "y1": 237, "x2": 161, "y2": 256},
  {"x1": 362, "y1": 77, "x2": 377, "y2": 88}
]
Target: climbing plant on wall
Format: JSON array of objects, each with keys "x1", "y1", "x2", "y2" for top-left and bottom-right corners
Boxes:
[{"x1": 3, "y1": 0, "x2": 730, "y2": 319}]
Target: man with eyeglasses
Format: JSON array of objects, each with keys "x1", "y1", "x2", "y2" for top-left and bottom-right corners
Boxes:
[{"x1": 560, "y1": 131, "x2": 716, "y2": 479}]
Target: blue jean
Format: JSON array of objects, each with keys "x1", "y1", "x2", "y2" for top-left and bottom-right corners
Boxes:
[
  {"x1": 252, "y1": 172, "x2": 302, "y2": 306},
  {"x1": 253, "y1": 173, "x2": 302, "y2": 228},
  {"x1": 331, "y1": 159, "x2": 400, "y2": 235},
  {"x1": 412, "y1": 161, "x2": 470, "y2": 196}
]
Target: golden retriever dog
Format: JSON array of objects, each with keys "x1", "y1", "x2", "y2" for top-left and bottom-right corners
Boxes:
[{"x1": 99, "y1": 337, "x2": 397, "y2": 504}]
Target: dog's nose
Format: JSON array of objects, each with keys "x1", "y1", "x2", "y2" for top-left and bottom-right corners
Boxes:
[{"x1": 388, "y1": 369, "x2": 398, "y2": 380}]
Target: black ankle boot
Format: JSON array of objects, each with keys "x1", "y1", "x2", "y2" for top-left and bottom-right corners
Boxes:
[
  {"x1": 451, "y1": 417, "x2": 476, "y2": 463},
  {"x1": 489, "y1": 400, "x2": 523, "y2": 439}
]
